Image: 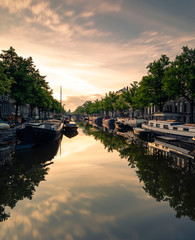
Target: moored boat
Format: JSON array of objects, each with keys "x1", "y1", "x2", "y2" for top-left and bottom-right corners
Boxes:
[
  {"x1": 0, "y1": 122, "x2": 15, "y2": 147},
  {"x1": 142, "y1": 120, "x2": 195, "y2": 141},
  {"x1": 64, "y1": 121, "x2": 78, "y2": 132},
  {"x1": 102, "y1": 118, "x2": 115, "y2": 130},
  {"x1": 114, "y1": 121, "x2": 131, "y2": 132},
  {"x1": 16, "y1": 120, "x2": 64, "y2": 149},
  {"x1": 92, "y1": 117, "x2": 102, "y2": 127},
  {"x1": 133, "y1": 127, "x2": 154, "y2": 141},
  {"x1": 117, "y1": 117, "x2": 146, "y2": 128}
]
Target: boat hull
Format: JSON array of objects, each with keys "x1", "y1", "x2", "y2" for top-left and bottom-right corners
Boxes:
[
  {"x1": 16, "y1": 122, "x2": 64, "y2": 149},
  {"x1": 142, "y1": 123, "x2": 195, "y2": 141},
  {"x1": 115, "y1": 121, "x2": 131, "y2": 132},
  {"x1": 102, "y1": 119, "x2": 115, "y2": 130}
]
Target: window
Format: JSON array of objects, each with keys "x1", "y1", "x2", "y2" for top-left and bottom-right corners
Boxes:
[
  {"x1": 156, "y1": 124, "x2": 160, "y2": 128},
  {"x1": 150, "y1": 123, "x2": 153, "y2": 127},
  {"x1": 173, "y1": 127, "x2": 178, "y2": 130},
  {"x1": 183, "y1": 128, "x2": 189, "y2": 131},
  {"x1": 163, "y1": 125, "x2": 169, "y2": 129}
]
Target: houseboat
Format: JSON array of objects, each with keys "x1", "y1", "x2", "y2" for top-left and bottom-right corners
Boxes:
[
  {"x1": 64, "y1": 121, "x2": 78, "y2": 132},
  {"x1": 92, "y1": 117, "x2": 102, "y2": 127},
  {"x1": 0, "y1": 121, "x2": 15, "y2": 148},
  {"x1": 142, "y1": 120, "x2": 195, "y2": 141},
  {"x1": 16, "y1": 120, "x2": 64, "y2": 149},
  {"x1": 102, "y1": 118, "x2": 115, "y2": 130},
  {"x1": 117, "y1": 117, "x2": 146, "y2": 128},
  {"x1": 114, "y1": 121, "x2": 131, "y2": 132}
]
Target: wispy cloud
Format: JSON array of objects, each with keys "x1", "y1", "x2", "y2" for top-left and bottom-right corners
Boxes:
[
  {"x1": 0, "y1": 0, "x2": 195, "y2": 110},
  {"x1": 0, "y1": 0, "x2": 32, "y2": 13}
]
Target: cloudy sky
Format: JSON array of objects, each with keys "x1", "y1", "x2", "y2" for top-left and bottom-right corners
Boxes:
[{"x1": 0, "y1": 0, "x2": 195, "y2": 111}]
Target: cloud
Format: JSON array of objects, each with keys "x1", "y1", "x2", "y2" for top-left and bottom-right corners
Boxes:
[
  {"x1": 64, "y1": 94, "x2": 102, "y2": 111},
  {"x1": 65, "y1": 0, "x2": 121, "y2": 14},
  {"x1": 1, "y1": 0, "x2": 195, "y2": 111},
  {"x1": 0, "y1": 0, "x2": 32, "y2": 13}
]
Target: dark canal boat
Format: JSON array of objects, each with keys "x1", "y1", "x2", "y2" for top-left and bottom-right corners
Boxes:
[{"x1": 16, "y1": 120, "x2": 64, "y2": 150}]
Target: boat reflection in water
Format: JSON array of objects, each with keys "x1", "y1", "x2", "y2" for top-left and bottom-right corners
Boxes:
[
  {"x1": 79, "y1": 122, "x2": 195, "y2": 221},
  {"x1": 0, "y1": 138, "x2": 61, "y2": 222}
]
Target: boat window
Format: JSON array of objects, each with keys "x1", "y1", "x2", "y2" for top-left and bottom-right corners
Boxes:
[
  {"x1": 173, "y1": 127, "x2": 178, "y2": 130},
  {"x1": 163, "y1": 125, "x2": 169, "y2": 129},
  {"x1": 183, "y1": 128, "x2": 189, "y2": 131},
  {"x1": 150, "y1": 123, "x2": 153, "y2": 127},
  {"x1": 156, "y1": 124, "x2": 160, "y2": 128}
]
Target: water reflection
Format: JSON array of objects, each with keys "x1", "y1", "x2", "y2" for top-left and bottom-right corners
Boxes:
[
  {"x1": 79, "y1": 122, "x2": 195, "y2": 221},
  {"x1": 0, "y1": 139, "x2": 61, "y2": 222}
]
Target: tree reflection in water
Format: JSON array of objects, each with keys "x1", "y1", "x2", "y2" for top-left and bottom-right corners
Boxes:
[
  {"x1": 0, "y1": 139, "x2": 61, "y2": 222},
  {"x1": 79, "y1": 122, "x2": 195, "y2": 221}
]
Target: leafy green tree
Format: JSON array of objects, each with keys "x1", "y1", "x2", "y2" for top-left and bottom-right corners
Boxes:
[
  {"x1": 90, "y1": 99, "x2": 102, "y2": 115},
  {"x1": 74, "y1": 106, "x2": 85, "y2": 115},
  {"x1": 139, "y1": 55, "x2": 170, "y2": 112},
  {"x1": 0, "y1": 62, "x2": 14, "y2": 95},
  {"x1": 0, "y1": 48, "x2": 39, "y2": 121},
  {"x1": 114, "y1": 95, "x2": 128, "y2": 116},
  {"x1": 103, "y1": 92, "x2": 118, "y2": 117},
  {"x1": 83, "y1": 101, "x2": 93, "y2": 115},
  {"x1": 163, "y1": 46, "x2": 195, "y2": 123},
  {"x1": 0, "y1": 47, "x2": 58, "y2": 120}
]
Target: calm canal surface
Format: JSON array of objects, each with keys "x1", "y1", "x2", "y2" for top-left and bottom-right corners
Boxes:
[{"x1": 1, "y1": 123, "x2": 195, "y2": 240}]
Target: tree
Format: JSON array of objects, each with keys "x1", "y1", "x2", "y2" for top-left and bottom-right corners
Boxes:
[
  {"x1": 0, "y1": 62, "x2": 13, "y2": 95},
  {"x1": 0, "y1": 48, "x2": 38, "y2": 121},
  {"x1": 114, "y1": 95, "x2": 128, "y2": 116},
  {"x1": 0, "y1": 47, "x2": 57, "y2": 121},
  {"x1": 139, "y1": 55, "x2": 170, "y2": 112},
  {"x1": 83, "y1": 101, "x2": 93, "y2": 115},
  {"x1": 163, "y1": 46, "x2": 195, "y2": 123},
  {"x1": 103, "y1": 92, "x2": 118, "y2": 117},
  {"x1": 121, "y1": 82, "x2": 140, "y2": 117}
]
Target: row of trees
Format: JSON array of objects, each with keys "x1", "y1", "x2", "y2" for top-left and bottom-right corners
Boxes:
[
  {"x1": 0, "y1": 47, "x2": 65, "y2": 120},
  {"x1": 74, "y1": 46, "x2": 195, "y2": 122}
]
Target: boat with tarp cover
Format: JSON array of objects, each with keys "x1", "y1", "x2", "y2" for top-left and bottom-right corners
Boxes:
[{"x1": 16, "y1": 120, "x2": 64, "y2": 150}]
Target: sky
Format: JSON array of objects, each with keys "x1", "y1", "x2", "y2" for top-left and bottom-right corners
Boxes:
[{"x1": 0, "y1": 0, "x2": 195, "y2": 111}]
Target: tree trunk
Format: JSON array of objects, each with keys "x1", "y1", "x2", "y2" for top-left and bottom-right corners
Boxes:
[
  {"x1": 38, "y1": 109, "x2": 41, "y2": 119},
  {"x1": 132, "y1": 109, "x2": 135, "y2": 118},
  {"x1": 159, "y1": 103, "x2": 164, "y2": 112},
  {"x1": 15, "y1": 103, "x2": 18, "y2": 124},
  {"x1": 190, "y1": 99, "x2": 194, "y2": 123},
  {"x1": 30, "y1": 104, "x2": 33, "y2": 118}
]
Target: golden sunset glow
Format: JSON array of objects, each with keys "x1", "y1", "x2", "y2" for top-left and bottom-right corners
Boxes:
[{"x1": 0, "y1": 0, "x2": 195, "y2": 110}]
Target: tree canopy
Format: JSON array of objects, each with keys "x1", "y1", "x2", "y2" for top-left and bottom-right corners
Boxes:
[
  {"x1": 0, "y1": 47, "x2": 64, "y2": 120},
  {"x1": 74, "y1": 46, "x2": 195, "y2": 123}
]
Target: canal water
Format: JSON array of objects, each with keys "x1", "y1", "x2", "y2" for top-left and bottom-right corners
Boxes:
[{"x1": 0, "y1": 123, "x2": 195, "y2": 240}]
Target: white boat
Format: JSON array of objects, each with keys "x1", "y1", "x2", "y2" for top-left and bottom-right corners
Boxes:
[
  {"x1": 0, "y1": 121, "x2": 15, "y2": 147},
  {"x1": 142, "y1": 120, "x2": 195, "y2": 140},
  {"x1": 133, "y1": 127, "x2": 153, "y2": 136},
  {"x1": 117, "y1": 117, "x2": 146, "y2": 128},
  {"x1": 0, "y1": 120, "x2": 10, "y2": 130}
]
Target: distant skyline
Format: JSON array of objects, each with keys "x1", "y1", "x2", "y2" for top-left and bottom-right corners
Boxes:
[{"x1": 0, "y1": 0, "x2": 195, "y2": 111}]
